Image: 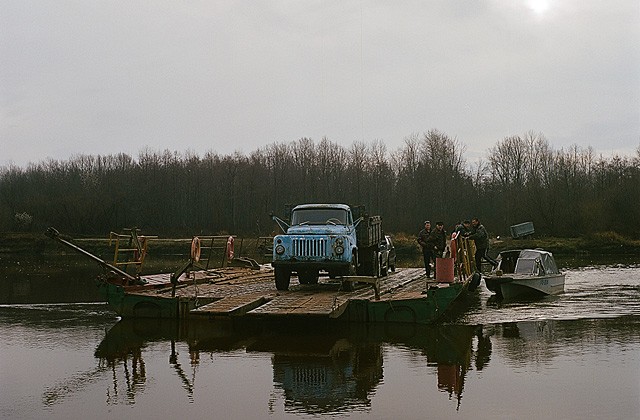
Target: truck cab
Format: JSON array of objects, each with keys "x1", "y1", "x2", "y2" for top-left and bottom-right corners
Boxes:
[
  {"x1": 272, "y1": 203, "x2": 385, "y2": 291},
  {"x1": 272, "y1": 204, "x2": 358, "y2": 290}
]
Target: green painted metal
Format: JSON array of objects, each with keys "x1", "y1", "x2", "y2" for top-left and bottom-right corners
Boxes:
[
  {"x1": 100, "y1": 282, "x2": 180, "y2": 318},
  {"x1": 100, "y1": 280, "x2": 466, "y2": 324},
  {"x1": 364, "y1": 283, "x2": 464, "y2": 324}
]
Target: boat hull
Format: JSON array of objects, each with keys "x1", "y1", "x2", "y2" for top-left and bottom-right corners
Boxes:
[{"x1": 485, "y1": 274, "x2": 565, "y2": 299}]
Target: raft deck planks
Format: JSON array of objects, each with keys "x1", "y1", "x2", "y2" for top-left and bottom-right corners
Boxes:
[
  {"x1": 191, "y1": 293, "x2": 274, "y2": 316},
  {"x1": 129, "y1": 267, "x2": 430, "y2": 318},
  {"x1": 189, "y1": 268, "x2": 428, "y2": 318}
]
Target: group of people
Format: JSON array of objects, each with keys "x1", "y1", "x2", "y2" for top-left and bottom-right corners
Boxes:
[{"x1": 417, "y1": 217, "x2": 497, "y2": 278}]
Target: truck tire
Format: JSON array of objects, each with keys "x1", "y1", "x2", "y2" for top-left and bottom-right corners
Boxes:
[
  {"x1": 369, "y1": 250, "x2": 378, "y2": 277},
  {"x1": 275, "y1": 267, "x2": 291, "y2": 291},
  {"x1": 380, "y1": 254, "x2": 388, "y2": 277},
  {"x1": 356, "y1": 249, "x2": 378, "y2": 276},
  {"x1": 349, "y1": 256, "x2": 357, "y2": 276},
  {"x1": 342, "y1": 256, "x2": 357, "y2": 291}
]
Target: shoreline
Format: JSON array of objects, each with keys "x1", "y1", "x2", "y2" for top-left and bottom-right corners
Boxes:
[{"x1": 2, "y1": 231, "x2": 640, "y2": 265}]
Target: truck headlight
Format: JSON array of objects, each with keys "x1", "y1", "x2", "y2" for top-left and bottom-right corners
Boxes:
[
  {"x1": 275, "y1": 244, "x2": 285, "y2": 255},
  {"x1": 335, "y1": 237, "x2": 344, "y2": 246},
  {"x1": 335, "y1": 245, "x2": 344, "y2": 255}
]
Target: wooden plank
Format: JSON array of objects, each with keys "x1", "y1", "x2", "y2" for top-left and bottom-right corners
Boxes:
[
  {"x1": 289, "y1": 293, "x2": 348, "y2": 315},
  {"x1": 141, "y1": 273, "x2": 172, "y2": 285},
  {"x1": 247, "y1": 291, "x2": 346, "y2": 317},
  {"x1": 349, "y1": 268, "x2": 425, "y2": 299},
  {"x1": 247, "y1": 293, "x2": 312, "y2": 315},
  {"x1": 341, "y1": 275, "x2": 380, "y2": 294},
  {"x1": 192, "y1": 293, "x2": 273, "y2": 316}
]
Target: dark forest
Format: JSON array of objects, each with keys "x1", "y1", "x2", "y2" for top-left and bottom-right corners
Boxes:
[{"x1": 2, "y1": 130, "x2": 639, "y2": 239}]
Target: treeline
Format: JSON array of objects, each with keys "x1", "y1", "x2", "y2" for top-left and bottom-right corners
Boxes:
[{"x1": 1, "y1": 131, "x2": 639, "y2": 238}]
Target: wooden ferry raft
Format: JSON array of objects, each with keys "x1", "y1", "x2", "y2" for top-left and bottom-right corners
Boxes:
[
  {"x1": 44, "y1": 227, "x2": 478, "y2": 324},
  {"x1": 103, "y1": 266, "x2": 466, "y2": 324}
]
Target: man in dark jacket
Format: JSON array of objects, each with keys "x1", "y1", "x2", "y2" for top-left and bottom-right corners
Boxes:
[
  {"x1": 430, "y1": 221, "x2": 447, "y2": 258},
  {"x1": 417, "y1": 221, "x2": 432, "y2": 277},
  {"x1": 454, "y1": 220, "x2": 471, "y2": 235},
  {"x1": 467, "y1": 217, "x2": 498, "y2": 272},
  {"x1": 429, "y1": 221, "x2": 447, "y2": 273}
]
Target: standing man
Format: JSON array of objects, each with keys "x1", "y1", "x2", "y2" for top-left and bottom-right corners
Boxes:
[
  {"x1": 467, "y1": 217, "x2": 498, "y2": 272},
  {"x1": 454, "y1": 220, "x2": 471, "y2": 236},
  {"x1": 429, "y1": 221, "x2": 447, "y2": 272},
  {"x1": 417, "y1": 220, "x2": 433, "y2": 277},
  {"x1": 430, "y1": 221, "x2": 447, "y2": 257}
]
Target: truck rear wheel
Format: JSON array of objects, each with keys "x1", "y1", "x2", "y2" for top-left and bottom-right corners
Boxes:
[
  {"x1": 358, "y1": 250, "x2": 377, "y2": 276},
  {"x1": 380, "y1": 255, "x2": 388, "y2": 277},
  {"x1": 341, "y1": 256, "x2": 357, "y2": 291},
  {"x1": 275, "y1": 267, "x2": 291, "y2": 291}
]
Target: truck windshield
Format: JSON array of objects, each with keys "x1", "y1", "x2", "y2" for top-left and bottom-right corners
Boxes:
[{"x1": 291, "y1": 208, "x2": 348, "y2": 225}]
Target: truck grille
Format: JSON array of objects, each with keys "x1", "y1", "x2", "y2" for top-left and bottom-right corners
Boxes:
[
  {"x1": 292, "y1": 237, "x2": 328, "y2": 258},
  {"x1": 292, "y1": 367, "x2": 327, "y2": 386}
]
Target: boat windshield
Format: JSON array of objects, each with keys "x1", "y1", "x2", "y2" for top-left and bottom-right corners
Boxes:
[
  {"x1": 516, "y1": 250, "x2": 560, "y2": 275},
  {"x1": 514, "y1": 258, "x2": 539, "y2": 275},
  {"x1": 291, "y1": 208, "x2": 349, "y2": 226}
]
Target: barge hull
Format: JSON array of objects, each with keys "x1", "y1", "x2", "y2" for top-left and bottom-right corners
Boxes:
[{"x1": 101, "y1": 267, "x2": 468, "y2": 324}]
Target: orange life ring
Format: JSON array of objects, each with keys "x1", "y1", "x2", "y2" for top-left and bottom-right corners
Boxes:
[
  {"x1": 226, "y1": 236, "x2": 234, "y2": 261},
  {"x1": 191, "y1": 237, "x2": 201, "y2": 262}
]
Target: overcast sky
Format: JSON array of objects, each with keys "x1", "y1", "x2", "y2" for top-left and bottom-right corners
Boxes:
[{"x1": 2, "y1": 0, "x2": 639, "y2": 168}]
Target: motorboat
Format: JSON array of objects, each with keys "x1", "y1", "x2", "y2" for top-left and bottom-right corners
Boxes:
[{"x1": 484, "y1": 249, "x2": 565, "y2": 299}]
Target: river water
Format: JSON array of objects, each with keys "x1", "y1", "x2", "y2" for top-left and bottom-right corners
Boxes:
[{"x1": 1, "y1": 263, "x2": 639, "y2": 419}]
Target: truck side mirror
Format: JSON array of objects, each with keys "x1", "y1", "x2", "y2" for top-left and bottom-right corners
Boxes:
[{"x1": 272, "y1": 215, "x2": 290, "y2": 233}]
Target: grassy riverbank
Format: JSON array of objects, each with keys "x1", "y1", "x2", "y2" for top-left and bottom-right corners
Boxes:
[
  {"x1": 393, "y1": 231, "x2": 640, "y2": 255},
  {"x1": 2, "y1": 230, "x2": 639, "y2": 267}
]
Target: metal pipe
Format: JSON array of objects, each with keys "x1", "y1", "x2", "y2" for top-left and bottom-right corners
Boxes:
[{"x1": 45, "y1": 227, "x2": 137, "y2": 282}]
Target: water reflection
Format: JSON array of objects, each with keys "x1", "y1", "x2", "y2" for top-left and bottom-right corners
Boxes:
[
  {"x1": 2, "y1": 302, "x2": 638, "y2": 419},
  {"x1": 94, "y1": 323, "x2": 149, "y2": 405},
  {"x1": 382, "y1": 323, "x2": 492, "y2": 410},
  {"x1": 263, "y1": 337, "x2": 382, "y2": 413},
  {"x1": 92, "y1": 319, "x2": 488, "y2": 413},
  {"x1": 87, "y1": 315, "x2": 640, "y2": 416}
]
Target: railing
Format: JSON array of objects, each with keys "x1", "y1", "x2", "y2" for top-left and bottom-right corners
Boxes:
[
  {"x1": 190, "y1": 236, "x2": 237, "y2": 269},
  {"x1": 109, "y1": 228, "x2": 157, "y2": 275},
  {"x1": 451, "y1": 235, "x2": 477, "y2": 281}
]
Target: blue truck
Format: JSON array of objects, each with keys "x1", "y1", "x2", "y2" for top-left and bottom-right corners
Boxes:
[{"x1": 271, "y1": 203, "x2": 385, "y2": 291}]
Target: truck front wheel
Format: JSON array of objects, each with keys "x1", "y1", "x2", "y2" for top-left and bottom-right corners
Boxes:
[
  {"x1": 349, "y1": 256, "x2": 357, "y2": 275},
  {"x1": 275, "y1": 267, "x2": 291, "y2": 291},
  {"x1": 341, "y1": 256, "x2": 357, "y2": 291}
]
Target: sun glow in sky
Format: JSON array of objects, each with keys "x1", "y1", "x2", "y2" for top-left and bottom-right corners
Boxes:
[{"x1": 528, "y1": 0, "x2": 550, "y2": 15}]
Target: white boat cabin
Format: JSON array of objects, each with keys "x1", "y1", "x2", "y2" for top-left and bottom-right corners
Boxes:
[{"x1": 497, "y1": 249, "x2": 561, "y2": 276}]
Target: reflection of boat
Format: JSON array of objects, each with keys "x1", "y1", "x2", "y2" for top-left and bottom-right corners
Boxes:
[
  {"x1": 483, "y1": 321, "x2": 558, "y2": 366},
  {"x1": 484, "y1": 249, "x2": 565, "y2": 299},
  {"x1": 93, "y1": 319, "x2": 488, "y2": 413}
]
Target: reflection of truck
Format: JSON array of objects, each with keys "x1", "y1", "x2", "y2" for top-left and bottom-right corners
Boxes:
[
  {"x1": 271, "y1": 204, "x2": 385, "y2": 291},
  {"x1": 271, "y1": 342, "x2": 383, "y2": 413}
]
